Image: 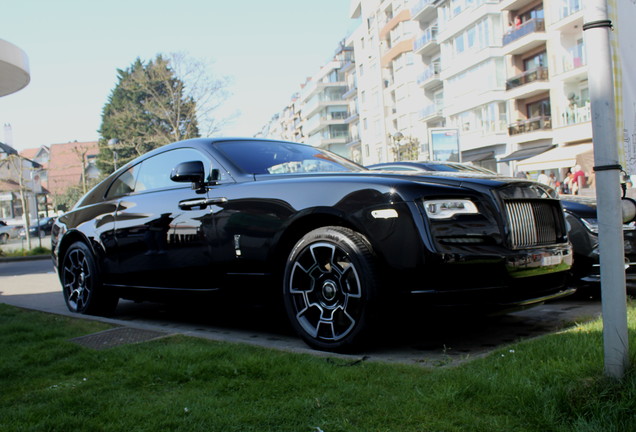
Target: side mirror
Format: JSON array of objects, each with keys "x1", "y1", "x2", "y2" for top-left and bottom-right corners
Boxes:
[{"x1": 171, "y1": 161, "x2": 205, "y2": 189}]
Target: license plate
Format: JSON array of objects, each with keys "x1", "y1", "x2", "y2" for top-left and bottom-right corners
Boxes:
[{"x1": 541, "y1": 254, "x2": 562, "y2": 266}]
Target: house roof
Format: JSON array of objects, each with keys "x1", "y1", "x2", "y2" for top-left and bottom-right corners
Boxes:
[
  {"x1": 0, "y1": 141, "x2": 18, "y2": 156},
  {"x1": 0, "y1": 179, "x2": 20, "y2": 192},
  {"x1": 47, "y1": 141, "x2": 99, "y2": 196}
]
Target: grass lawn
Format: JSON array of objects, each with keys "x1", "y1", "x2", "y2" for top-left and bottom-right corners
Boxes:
[{"x1": 0, "y1": 302, "x2": 635, "y2": 432}]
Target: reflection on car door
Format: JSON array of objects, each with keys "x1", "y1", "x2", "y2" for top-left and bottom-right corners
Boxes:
[{"x1": 109, "y1": 148, "x2": 221, "y2": 290}]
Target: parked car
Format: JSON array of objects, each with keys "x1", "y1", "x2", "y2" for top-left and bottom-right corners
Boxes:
[
  {"x1": 561, "y1": 195, "x2": 636, "y2": 281},
  {"x1": 52, "y1": 138, "x2": 574, "y2": 352},
  {"x1": 0, "y1": 220, "x2": 21, "y2": 244},
  {"x1": 367, "y1": 160, "x2": 636, "y2": 282},
  {"x1": 20, "y1": 216, "x2": 56, "y2": 239},
  {"x1": 367, "y1": 161, "x2": 497, "y2": 174}
]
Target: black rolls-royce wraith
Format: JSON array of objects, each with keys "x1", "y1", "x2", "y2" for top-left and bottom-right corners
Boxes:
[{"x1": 52, "y1": 138, "x2": 574, "y2": 351}]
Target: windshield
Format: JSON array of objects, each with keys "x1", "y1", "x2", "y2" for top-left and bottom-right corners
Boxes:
[{"x1": 214, "y1": 140, "x2": 364, "y2": 175}]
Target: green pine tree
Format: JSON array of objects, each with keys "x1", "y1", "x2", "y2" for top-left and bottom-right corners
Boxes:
[{"x1": 96, "y1": 55, "x2": 201, "y2": 174}]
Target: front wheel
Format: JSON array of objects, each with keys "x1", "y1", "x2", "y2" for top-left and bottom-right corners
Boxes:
[
  {"x1": 0, "y1": 233, "x2": 8, "y2": 244},
  {"x1": 283, "y1": 226, "x2": 380, "y2": 352},
  {"x1": 61, "y1": 242, "x2": 118, "y2": 316}
]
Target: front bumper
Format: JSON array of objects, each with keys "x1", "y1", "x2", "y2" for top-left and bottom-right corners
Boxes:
[{"x1": 405, "y1": 244, "x2": 574, "y2": 308}]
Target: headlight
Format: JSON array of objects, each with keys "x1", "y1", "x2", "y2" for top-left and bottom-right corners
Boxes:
[
  {"x1": 581, "y1": 217, "x2": 636, "y2": 233},
  {"x1": 423, "y1": 199, "x2": 479, "y2": 219},
  {"x1": 581, "y1": 218, "x2": 599, "y2": 233}
]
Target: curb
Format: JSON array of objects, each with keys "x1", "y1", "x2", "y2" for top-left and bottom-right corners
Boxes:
[{"x1": 0, "y1": 255, "x2": 50, "y2": 263}]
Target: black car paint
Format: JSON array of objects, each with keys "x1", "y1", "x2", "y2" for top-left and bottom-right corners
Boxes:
[
  {"x1": 366, "y1": 159, "x2": 636, "y2": 281},
  {"x1": 21, "y1": 216, "x2": 56, "y2": 238},
  {"x1": 561, "y1": 195, "x2": 636, "y2": 279},
  {"x1": 52, "y1": 138, "x2": 575, "y2": 349}
]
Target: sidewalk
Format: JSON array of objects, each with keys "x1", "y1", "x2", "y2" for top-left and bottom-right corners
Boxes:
[{"x1": 0, "y1": 235, "x2": 51, "y2": 261}]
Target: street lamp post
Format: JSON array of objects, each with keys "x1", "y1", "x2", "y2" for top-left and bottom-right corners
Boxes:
[{"x1": 107, "y1": 138, "x2": 119, "y2": 171}]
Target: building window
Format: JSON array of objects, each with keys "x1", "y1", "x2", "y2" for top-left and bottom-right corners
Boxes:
[
  {"x1": 527, "y1": 99, "x2": 551, "y2": 119},
  {"x1": 523, "y1": 51, "x2": 547, "y2": 70}
]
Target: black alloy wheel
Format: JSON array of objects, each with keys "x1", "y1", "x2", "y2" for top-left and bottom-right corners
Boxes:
[
  {"x1": 283, "y1": 226, "x2": 380, "y2": 352},
  {"x1": 61, "y1": 242, "x2": 118, "y2": 315}
]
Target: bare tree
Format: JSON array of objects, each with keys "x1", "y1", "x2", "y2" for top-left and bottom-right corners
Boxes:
[
  {"x1": 0, "y1": 154, "x2": 33, "y2": 248},
  {"x1": 164, "y1": 52, "x2": 233, "y2": 137}
]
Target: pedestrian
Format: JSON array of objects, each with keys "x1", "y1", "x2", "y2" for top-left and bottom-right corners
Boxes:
[
  {"x1": 571, "y1": 165, "x2": 586, "y2": 195},
  {"x1": 562, "y1": 169, "x2": 573, "y2": 194},
  {"x1": 537, "y1": 170, "x2": 550, "y2": 185}
]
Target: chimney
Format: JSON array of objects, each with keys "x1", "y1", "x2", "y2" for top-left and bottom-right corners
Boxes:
[{"x1": 3, "y1": 123, "x2": 13, "y2": 148}]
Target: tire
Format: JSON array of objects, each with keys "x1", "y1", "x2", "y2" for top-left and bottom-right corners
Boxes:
[
  {"x1": 61, "y1": 242, "x2": 118, "y2": 316},
  {"x1": 0, "y1": 233, "x2": 8, "y2": 244},
  {"x1": 283, "y1": 226, "x2": 380, "y2": 352}
]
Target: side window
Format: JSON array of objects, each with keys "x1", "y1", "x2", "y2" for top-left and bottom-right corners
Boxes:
[
  {"x1": 134, "y1": 148, "x2": 212, "y2": 193},
  {"x1": 106, "y1": 165, "x2": 141, "y2": 199}
]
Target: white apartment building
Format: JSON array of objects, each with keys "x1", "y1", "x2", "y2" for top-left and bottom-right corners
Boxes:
[
  {"x1": 260, "y1": 0, "x2": 593, "y2": 183},
  {"x1": 498, "y1": 0, "x2": 592, "y2": 181},
  {"x1": 349, "y1": 0, "x2": 430, "y2": 164},
  {"x1": 347, "y1": 0, "x2": 592, "y2": 179},
  {"x1": 298, "y1": 42, "x2": 352, "y2": 155}
]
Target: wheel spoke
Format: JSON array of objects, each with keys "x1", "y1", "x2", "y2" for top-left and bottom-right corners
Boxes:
[
  {"x1": 289, "y1": 240, "x2": 363, "y2": 342},
  {"x1": 63, "y1": 249, "x2": 92, "y2": 312}
]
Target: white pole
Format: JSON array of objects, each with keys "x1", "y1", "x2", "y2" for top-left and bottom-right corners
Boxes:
[{"x1": 583, "y1": 0, "x2": 629, "y2": 379}]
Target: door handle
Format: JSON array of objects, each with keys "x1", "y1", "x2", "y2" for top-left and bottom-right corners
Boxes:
[{"x1": 179, "y1": 197, "x2": 228, "y2": 210}]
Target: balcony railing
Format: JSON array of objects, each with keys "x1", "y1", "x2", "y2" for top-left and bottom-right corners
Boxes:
[
  {"x1": 562, "y1": 56, "x2": 586, "y2": 73},
  {"x1": 508, "y1": 116, "x2": 552, "y2": 135},
  {"x1": 411, "y1": 0, "x2": 436, "y2": 17},
  {"x1": 414, "y1": 26, "x2": 438, "y2": 51},
  {"x1": 328, "y1": 111, "x2": 349, "y2": 120},
  {"x1": 506, "y1": 66, "x2": 549, "y2": 90},
  {"x1": 420, "y1": 101, "x2": 444, "y2": 119},
  {"x1": 561, "y1": 103, "x2": 590, "y2": 126},
  {"x1": 417, "y1": 62, "x2": 441, "y2": 85},
  {"x1": 503, "y1": 18, "x2": 545, "y2": 46}
]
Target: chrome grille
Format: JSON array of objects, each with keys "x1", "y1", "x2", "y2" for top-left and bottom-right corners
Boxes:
[{"x1": 505, "y1": 199, "x2": 563, "y2": 248}]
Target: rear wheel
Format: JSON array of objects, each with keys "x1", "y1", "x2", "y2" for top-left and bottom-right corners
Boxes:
[
  {"x1": 61, "y1": 242, "x2": 118, "y2": 316},
  {"x1": 283, "y1": 226, "x2": 380, "y2": 352}
]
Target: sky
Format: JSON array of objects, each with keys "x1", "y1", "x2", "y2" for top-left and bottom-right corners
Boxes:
[{"x1": 0, "y1": 0, "x2": 359, "y2": 152}]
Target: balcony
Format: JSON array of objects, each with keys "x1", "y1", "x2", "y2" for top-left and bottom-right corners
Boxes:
[
  {"x1": 502, "y1": 18, "x2": 547, "y2": 55},
  {"x1": 508, "y1": 116, "x2": 552, "y2": 136},
  {"x1": 500, "y1": 0, "x2": 536, "y2": 12},
  {"x1": 411, "y1": 0, "x2": 436, "y2": 22},
  {"x1": 561, "y1": 103, "x2": 590, "y2": 126},
  {"x1": 506, "y1": 66, "x2": 550, "y2": 99},
  {"x1": 419, "y1": 102, "x2": 444, "y2": 122},
  {"x1": 343, "y1": 85, "x2": 357, "y2": 99},
  {"x1": 413, "y1": 26, "x2": 438, "y2": 56},
  {"x1": 344, "y1": 111, "x2": 359, "y2": 124},
  {"x1": 553, "y1": 104, "x2": 592, "y2": 144},
  {"x1": 506, "y1": 66, "x2": 548, "y2": 90},
  {"x1": 306, "y1": 111, "x2": 349, "y2": 135},
  {"x1": 417, "y1": 62, "x2": 441, "y2": 89},
  {"x1": 561, "y1": 55, "x2": 586, "y2": 76}
]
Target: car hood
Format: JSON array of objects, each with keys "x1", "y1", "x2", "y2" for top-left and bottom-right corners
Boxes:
[
  {"x1": 559, "y1": 195, "x2": 597, "y2": 218},
  {"x1": 358, "y1": 169, "x2": 536, "y2": 189}
]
